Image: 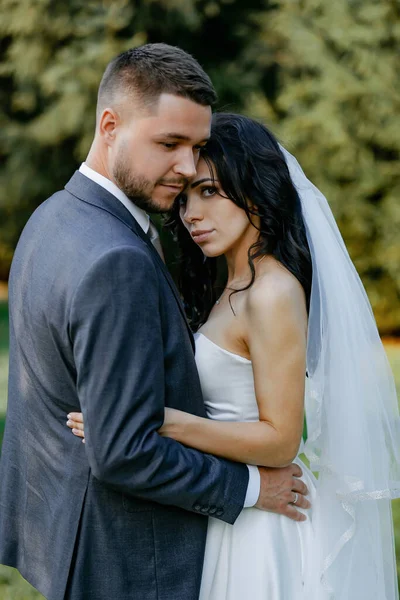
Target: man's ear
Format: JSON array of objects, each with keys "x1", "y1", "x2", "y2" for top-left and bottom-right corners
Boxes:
[{"x1": 98, "y1": 108, "x2": 118, "y2": 146}]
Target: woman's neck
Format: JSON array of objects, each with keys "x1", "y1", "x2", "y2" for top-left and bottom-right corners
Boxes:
[{"x1": 224, "y1": 227, "x2": 261, "y2": 288}]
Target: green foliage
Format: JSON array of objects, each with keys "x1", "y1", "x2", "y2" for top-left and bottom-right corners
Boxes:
[
  {"x1": 0, "y1": 303, "x2": 9, "y2": 448},
  {"x1": 246, "y1": 0, "x2": 400, "y2": 333},
  {"x1": 0, "y1": 302, "x2": 8, "y2": 420},
  {"x1": 0, "y1": 302, "x2": 9, "y2": 350},
  {"x1": 0, "y1": 565, "x2": 44, "y2": 599},
  {"x1": 0, "y1": 0, "x2": 399, "y2": 331}
]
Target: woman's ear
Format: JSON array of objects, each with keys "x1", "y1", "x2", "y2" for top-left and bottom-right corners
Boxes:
[{"x1": 247, "y1": 203, "x2": 262, "y2": 230}]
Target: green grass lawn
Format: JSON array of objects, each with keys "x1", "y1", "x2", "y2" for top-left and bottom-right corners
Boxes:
[
  {"x1": 0, "y1": 301, "x2": 399, "y2": 596},
  {"x1": 0, "y1": 302, "x2": 9, "y2": 445}
]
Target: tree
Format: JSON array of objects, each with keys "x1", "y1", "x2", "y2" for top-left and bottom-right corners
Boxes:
[
  {"x1": 0, "y1": 0, "x2": 399, "y2": 332},
  {"x1": 0, "y1": 0, "x2": 266, "y2": 277},
  {"x1": 245, "y1": 0, "x2": 400, "y2": 333}
]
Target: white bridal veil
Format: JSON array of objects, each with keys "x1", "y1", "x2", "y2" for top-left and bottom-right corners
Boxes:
[{"x1": 281, "y1": 148, "x2": 400, "y2": 599}]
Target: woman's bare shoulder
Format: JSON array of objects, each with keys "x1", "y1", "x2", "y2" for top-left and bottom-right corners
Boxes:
[{"x1": 246, "y1": 258, "x2": 306, "y2": 317}]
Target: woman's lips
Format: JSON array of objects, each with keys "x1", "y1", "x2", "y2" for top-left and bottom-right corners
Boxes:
[{"x1": 191, "y1": 229, "x2": 215, "y2": 244}]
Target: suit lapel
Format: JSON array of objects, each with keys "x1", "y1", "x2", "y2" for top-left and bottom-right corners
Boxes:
[
  {"x1": 65, "y1": 171, "x2": 195, "y2": 350},
  {"x1": 129, "y1": 222, "x2": 195, "y2": 346}
]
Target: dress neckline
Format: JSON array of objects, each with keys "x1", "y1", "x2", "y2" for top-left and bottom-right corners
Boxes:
[{"x1": 195, "y1": 333, "x2": 252, "y2": 364}]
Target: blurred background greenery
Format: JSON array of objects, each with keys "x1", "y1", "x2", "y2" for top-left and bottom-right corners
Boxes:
[
  {"x1": 1, "y1": 0, "x2": 399, "y2": 332},
  {"x1": 0, "y1": 0, "x2": 399, "y2": 596}
]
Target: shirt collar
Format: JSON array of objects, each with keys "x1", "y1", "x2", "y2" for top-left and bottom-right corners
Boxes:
[{"x1": 79, "y1": 162, "x2": 150, "y2": 233}]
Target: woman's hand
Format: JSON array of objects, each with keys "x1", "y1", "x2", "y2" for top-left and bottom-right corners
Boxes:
[
  {"x1": 67, "y1": 408, "x2": 192, "y2": 444},
  {"x1": 158, "y1": 407, "x2": 194, "y2": 440},
  {"x1": 67, "y1": 412, "x2": 85, "y2": 442}
]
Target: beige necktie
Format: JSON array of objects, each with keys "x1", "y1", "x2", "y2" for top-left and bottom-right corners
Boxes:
[{"x1": 148, "y1": 221, "x2": 165, "y2": 262}]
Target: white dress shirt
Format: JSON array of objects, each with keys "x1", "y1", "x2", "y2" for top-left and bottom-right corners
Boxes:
[
  {"x1": 79, "y1": 162, "x2": 150, "y2": 233},
  {"x1": 78, "y1": 163, "x2": 260, "y2": 508}
]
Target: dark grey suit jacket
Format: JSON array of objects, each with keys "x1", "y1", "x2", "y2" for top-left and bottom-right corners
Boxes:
[{"x1": 0, "y1": 172, "x2": 248, "y2": 600}]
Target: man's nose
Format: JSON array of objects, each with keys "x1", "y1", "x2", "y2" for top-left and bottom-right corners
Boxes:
[{"x1": 173, "y1": 149, "x2": 197, "y2": 180}]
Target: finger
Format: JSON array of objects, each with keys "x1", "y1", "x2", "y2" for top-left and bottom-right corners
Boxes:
[
  {"x1": 72, "y1": 428, "x2": 85, "y2": 439},
  {"x1": 67, "y1": 420, "x2": 84, "y2": 431},
  {"x1": 68, "y1": 413, "x2": 84, "y2": 423},
  {"x1": 291, "y1": 478, "x2": 309, "y2": 496},
  {"x1": 291, "y1": 463, "x2": 303, "y2": 478},
  {"x1": 285, "y1": 505, "x2": 307, "y2": 522},
  {"x1": 291, "y1": 493, "x2": 311, "y2": 510}
]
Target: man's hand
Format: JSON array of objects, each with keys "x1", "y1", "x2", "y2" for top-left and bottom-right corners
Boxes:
[{"x1": 255, "y1": 463, "x2": 310, "y2": 521}]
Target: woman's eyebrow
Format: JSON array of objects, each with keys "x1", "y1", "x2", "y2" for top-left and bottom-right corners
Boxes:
[{"x1": 190, "y1": 177, "x2": 217, "y2": 189}]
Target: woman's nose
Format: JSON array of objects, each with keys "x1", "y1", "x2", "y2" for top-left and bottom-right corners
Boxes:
[{"x1": 181, "y1": 199, "x2": 203, "y2": 224}]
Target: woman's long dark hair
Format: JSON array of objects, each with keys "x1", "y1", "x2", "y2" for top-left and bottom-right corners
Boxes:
[{"x1": 165, "y1": 113, "x2": 312, "y2": 330}]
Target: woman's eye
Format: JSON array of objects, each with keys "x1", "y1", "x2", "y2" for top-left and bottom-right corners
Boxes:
[{"x1": 201, "y1": 186, "x2": 217, "y2": 198}]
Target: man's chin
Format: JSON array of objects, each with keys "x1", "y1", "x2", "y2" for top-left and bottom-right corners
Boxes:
[
  {"x1": 124, "y1": 189, "x2": 178, "y2": 214},
  {"x1": 149, "y1": 189, "x2": 180, "y2": 213},
  {"x1": 126, "y1": 194, "x2": 167, "y2": 214}
]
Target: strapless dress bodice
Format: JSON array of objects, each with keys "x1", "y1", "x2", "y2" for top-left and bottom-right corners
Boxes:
[{"x1": 194, "y1": 333, "x2": 259, "y2": 423}]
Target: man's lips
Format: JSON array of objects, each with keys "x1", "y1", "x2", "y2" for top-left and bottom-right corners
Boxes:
[
  {"x1": 191, "y1": 229, "x2": 215, "y2": 243},
  {"x1": 159, "y1": 181, "x2": 186, "y2": 193},
  {"x1": 160, "y1": 184, "x2": 184, "y2": 193}
]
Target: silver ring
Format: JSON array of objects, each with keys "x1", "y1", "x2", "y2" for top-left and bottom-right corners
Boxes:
[{"x1": 292, "y1": 492, "x2": 299, "y2": 505}]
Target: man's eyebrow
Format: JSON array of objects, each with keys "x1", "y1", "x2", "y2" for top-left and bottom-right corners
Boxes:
[
  {"x1": 155, "y1": 133, "x2": 209, "y2": 143},
  {"x1": 190, "y1": 177, "x2": 217, "y2": 189}
]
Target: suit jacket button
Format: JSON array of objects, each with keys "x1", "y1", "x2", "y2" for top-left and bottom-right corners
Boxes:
[
  {"x1": 193, "y1": 504, "x2": 202, "y2": 511},
  {"x1": 200, "y1": 505, "x2": 210, "y2": 513},
  {"x1": 215, "y1": 508, "x2": 224, "y2": 517},
  {"x1": 209, "y1": 506, "x2": 218, "y2": 515}
]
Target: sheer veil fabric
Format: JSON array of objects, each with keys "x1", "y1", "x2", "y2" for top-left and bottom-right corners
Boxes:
[{"x1": 281, "y1": 148, "x2": 400, "y2": 598}]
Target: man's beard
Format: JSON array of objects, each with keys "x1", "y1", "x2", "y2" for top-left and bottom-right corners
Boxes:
[
  {"x1": 113, "y1": 152, "x2": 188, "y2": 214},
  {"x1": 113, "y1": 155, "x2": 163, "y2": 214}
]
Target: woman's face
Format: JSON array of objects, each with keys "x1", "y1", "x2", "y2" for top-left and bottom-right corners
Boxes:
[{"x1": 179, "y1": 157, "x2": 258, "y2": 258}]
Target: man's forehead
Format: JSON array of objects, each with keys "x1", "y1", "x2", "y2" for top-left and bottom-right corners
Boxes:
[
  {"x1": 147, "y1": 100, "x2": 211, "y2": 141},
  {"x1": 121, "y1": 91, "x2": 211, "y2": 120},
  {"x1": 151, "y1": 93, "x2": 211, "y2": 124},
  {"x1": 154, "y1": 92, "x2": 211, "y2": 112},
  {"x1": 124, "y1": 92, "x2": 211, "y2": 140}
]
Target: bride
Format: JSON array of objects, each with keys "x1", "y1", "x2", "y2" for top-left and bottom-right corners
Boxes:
[{"x1": 68, "y1": 113, "x2": 400, "y2": 599}]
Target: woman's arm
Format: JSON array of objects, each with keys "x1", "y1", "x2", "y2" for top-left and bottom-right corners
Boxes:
[
  {"x1": 68, "y1": 271, "x2": 308, "y2": 468},
  {"x1": 159, "y1": 272, "x2": 307, "y2": 468}
]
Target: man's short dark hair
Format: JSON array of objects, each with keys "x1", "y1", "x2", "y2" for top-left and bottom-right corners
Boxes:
[{"x1": 97, "y1": 43, "x2": 216, "y2": 116}]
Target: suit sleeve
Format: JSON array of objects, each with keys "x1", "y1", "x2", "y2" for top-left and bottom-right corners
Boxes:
[{"x1": 69, "y1": 245, "x2": 248, "y2": 524}]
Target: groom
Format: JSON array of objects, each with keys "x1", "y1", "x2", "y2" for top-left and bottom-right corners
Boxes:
[{"x1": 0, "y1": 44, "x2": 309, "y2": 599}]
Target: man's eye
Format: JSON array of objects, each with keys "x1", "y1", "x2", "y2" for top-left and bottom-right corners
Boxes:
[{"x1": 162, "y1": 143, "x2": 177, "y2": 149}]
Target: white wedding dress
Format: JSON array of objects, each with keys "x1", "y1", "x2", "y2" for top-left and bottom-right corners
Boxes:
[{"x1": 195, "y1": 332, "x2": 320, "y2": 600}]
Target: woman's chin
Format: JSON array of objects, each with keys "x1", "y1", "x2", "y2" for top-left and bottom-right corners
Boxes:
[{"x1": 202, "y1": 248, "x2": 223, "y2": 259}]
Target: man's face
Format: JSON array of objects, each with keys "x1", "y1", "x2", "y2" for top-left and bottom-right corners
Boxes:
[{"x1": 106, "y1": 93, "x2": 211, "y2": 213}]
